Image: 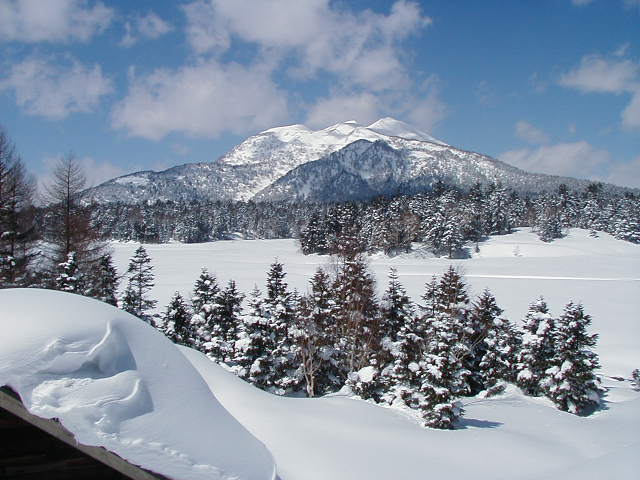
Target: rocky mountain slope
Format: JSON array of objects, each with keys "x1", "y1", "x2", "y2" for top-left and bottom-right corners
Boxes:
[{"x1": 85, "y1": 118, "x2": 616, "y2": 204}]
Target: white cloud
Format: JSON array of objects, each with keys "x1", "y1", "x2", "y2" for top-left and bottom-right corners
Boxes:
[
  {"x1": 404, "y1": 76, "x2": 448, "y2": 132},
  {"x1": 604, "y1": 155, "x2": 640, "y2": 188},
  {"x1": 515, "y1": 120, "x2": 549, "y2": 145},
  {"x1": 306, "y1": 76, "x2": 447, "y2": 133},
  {"x1": 111, "y1": 60, "x2": 289, "y2": 140},
  {"x1": 119, "y1": 11, "x2": 173, "y2": 47},
  {"x1": 499, "y1": 141, "x2": 610, "y2": 179},
  {"x1": 559, "y1": 54, "x2": 640, "y2": 131},
  {"x1": 559, "y1": 55, "x2": 638, "y2": 94},
  {"x1": 306, "y1": 91, "x2": 382, "y2": 128},
  {"x1": 0, "y1": 0, "x2": 113, "y2": 44},
  {"x1": 183, "y1": 0, "x2": 431, "y2": 92},
  {"x1": 0, "y1": 55, "x2": 113, "y2": 119},
  {"x1": 613, "y1": 43, "x2": 630, "y2": 57},
  {"x1": 621, "y1": 89, "x2": 640, "y2": 129}
]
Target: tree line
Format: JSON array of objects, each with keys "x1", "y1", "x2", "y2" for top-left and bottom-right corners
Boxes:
[{"x1": 84, "y1": 179, "x2": 639, "y2": 257}]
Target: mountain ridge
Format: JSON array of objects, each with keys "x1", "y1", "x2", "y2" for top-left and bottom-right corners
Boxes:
[{"x1": 85, "y1": 118, "x2": 632, "y2": 204}]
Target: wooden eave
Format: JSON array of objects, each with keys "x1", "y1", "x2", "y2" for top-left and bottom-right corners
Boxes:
[{"x1": 0, "y1": 386, "x2": 170, "y2": 480}]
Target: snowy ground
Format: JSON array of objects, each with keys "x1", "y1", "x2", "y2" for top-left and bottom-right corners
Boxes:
[
  {"x1": 1, "y1": 228, "x2": 638, "y2": 480},
  {"x1": 185, "y1": 348, "x2": 639, "y2": 480},
  {"x1": 112, "y1": 228, "x2": 640, "y2": 377}
]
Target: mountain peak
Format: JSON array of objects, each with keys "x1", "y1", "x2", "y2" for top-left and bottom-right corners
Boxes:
[{"x1": 367, "y1": 117, "x2": 446, "y2": 145}]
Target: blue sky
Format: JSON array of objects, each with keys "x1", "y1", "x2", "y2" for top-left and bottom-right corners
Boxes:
[{"x1": 1, "y1": 0, "x2": 639, "y2": 191}]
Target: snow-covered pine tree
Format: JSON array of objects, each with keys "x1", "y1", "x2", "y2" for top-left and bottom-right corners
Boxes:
[
  {"x1": 215, "y1": 279, "x2": 245, "y2": 364},
  {"x1": 466, "y1": 289, "x2": 504, "y2": 394},
  {"x1": 264, "y1": 260, "x2": 300, "y2": 394},
  {"x1": 516, "y1": 297, "x2": 557, "y2": 396},
  {"x1": 121, "y1": 245, "x2": 157, "y2": 323},
  {"x1": 188, "y1": 269, "x2": 221, "y2": 355},
  {"x1": 441, "y1": 212, "x2": 464, "y2": 259},
  {"x1": 235, "y1": 286, "x2": 275, "y2": 389},
  {"x1": 462, "y1": 182, "x2": 487, "y2": 249},
  {"x1": 383, "y1": 301, "x2": 426, "y2": 409},
  {"x1": 55, "y1": 251, "x2": 82, "y2": 293},
  {"x1": 85, "y1": 253, "x2": 119, "y2": 306},
  {"x1": 415, "y1": 266, "x2": 471, "y2": 428},
  {"x1": 534, "y1": 194, "x2": 563, "y2": 242},
  {"x1": 419, "y1": 310, "x2": 468, "y2": 429},
  {"x1": 332, "y1": 251, "x2": 380, "y2": 382},
  {"x1": 292, "y1": 268, "x2": 340, "y2": 397},
  {"x1": 352, "y1": 268, "x2": 414, "y2": 402},
  {"x1": 163, "y1": 292, "x2": 192, "y2": 345},
  {"x1": 542, "y1": 302, "x2": 601, "y2": 414},
  {"x1": 420, "y1": 275, "x2": 439, "y2": 319},
  {"x1": 613, "y1": 195, "x2": 640, "y2": 243},
  {"x1": 477, "y1": 316, "x2": 521, "y2": 395},
  {"x1": 631, "y1": 369, "x2": 640, "y2": 391},
  {"x1": 486, "y1": 182, "x2": 512, "y2": 235}
]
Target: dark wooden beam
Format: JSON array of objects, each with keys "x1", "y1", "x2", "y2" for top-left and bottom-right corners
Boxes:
[{"x1": 0, "y1": 387, "x2": 169, "y2": 480}]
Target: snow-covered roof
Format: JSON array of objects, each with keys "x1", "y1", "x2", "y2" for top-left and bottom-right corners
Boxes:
[{"x1": 0, "y1": 289, "x2": 275, "y2": 480}]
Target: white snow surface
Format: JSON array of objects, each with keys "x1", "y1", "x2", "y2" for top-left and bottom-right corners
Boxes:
[
  {"x1": 112, "y1": 228, "x2": 640, "y2": 376},
  {"x1": 1, "y1": 228, "x2": 639, "y2": 479},
  {"x1": 0, "y1": 289, "x2": 275, "y2": 480},
  {"x1": 184, "y1": 348, "x2": 640, "y2": 480}
]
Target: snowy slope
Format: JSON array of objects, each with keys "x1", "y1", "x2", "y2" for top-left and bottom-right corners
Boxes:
[
  {"x1": 0, "y1": 289, "x2": 275, "y2": 480},
  {"x1": 252, "y1": 137, "x2": 590, "y2": 202},
  {"x1": 184, "y1": 347, "x2": 640, "y2": 480},
  {"x1": 85, "y1": 117, "x2": 616, "y2": 204},
  {"x1": 111, "y1": 229, "x2": 640, "y2": 377}
]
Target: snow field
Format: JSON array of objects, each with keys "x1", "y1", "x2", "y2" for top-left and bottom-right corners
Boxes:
[
  {"x1": 1, "y1": 227, "x2": 638, "y2": 480},
  {"x1": 0, "y1": 289, "x2": 275, "y2": 480},
  {"x1": 111, "y1": 228, "x2": 640, "y2": 377},
  {"x1": 184, "y1": 347, "x2": 640, "y2": 480}
]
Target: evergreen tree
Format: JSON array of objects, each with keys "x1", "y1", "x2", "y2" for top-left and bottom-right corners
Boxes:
[
  {"x1": 235, "y1": 286, "x2": 275, "y2": 389},
  {"x1": 478, "y1": 316, "x2": 521, "y2": 395},
  {"x1": 542, "y1": 302, "x2": 601, "y2": 414},
  {"x1": 534, "y1": 194, "x2": 563, "y2": 242},
  {"x1": 419, "y1": 310, "x2": 468, "y2": 429},
  {"x1": 163, "y1": 292, "x2": 192, "y2": 345},
  {"x1": 292, "y1": 268, "x2": 340, "y2": 397},
  {"x1": 188, "y1": 269, "x2": 221, "y2": 353},
  {"x1": 214, "y1": 279, "x2": 245, "y2": 364},
  {"x1": 416, "y1": 267, "x2": 471, "y2": 428},
  {"x1": 631, "y1": 369, "x2": 640, "y2": 391},
  {"x1": 332, "y1": 252, "x2": 380, "y2": 380},
  {"x1": 383, "y1": 303, "x2": 427, "y2": 409},
  {"x1": 121, "y1": 245, "x2": 157, "y2": 322},
  {"x1": 352, "y1": 268, "x2": 414, "y2": 402},
  {"x1": 264, "y1": 260, "x2": 300, "y2": 394},
  {"x1": 466, "y1": 289, "x2": 504, "y2": 394},
  {"x1": 463, "y1": 182, "x2": 487, "y2": 249},
  {"x1": 85, "y1": 253, "x2": 119, "y2": 306},
  {"x1": 516, "y1": 297, "x2": 557, "y2": 395},
  {"x1": 55, "y1": 251, "x2": 81, "y2": 293}
]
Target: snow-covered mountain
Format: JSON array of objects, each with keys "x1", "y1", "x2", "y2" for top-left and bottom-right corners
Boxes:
[{"x1": 85, "y1": 117, "x2": 612, "y2": 204}]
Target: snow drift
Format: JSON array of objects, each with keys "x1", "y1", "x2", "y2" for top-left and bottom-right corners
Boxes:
[{"x1": 0, "y1": 289, "x2": 275, "y2": 480}]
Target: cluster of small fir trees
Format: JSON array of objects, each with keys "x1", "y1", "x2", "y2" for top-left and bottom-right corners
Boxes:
[
  {"x1": 516, "y1": 298, "x2": 602, "y2": 415},
  {"x1": 153, "y1": 253, "x2": 602, "y2": 430}
]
